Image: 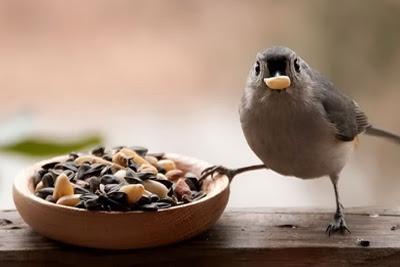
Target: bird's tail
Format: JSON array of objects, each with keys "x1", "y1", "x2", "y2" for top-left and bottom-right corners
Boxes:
[{"x1": 365, "y1": 126, "x2": 400, "y2": 144}]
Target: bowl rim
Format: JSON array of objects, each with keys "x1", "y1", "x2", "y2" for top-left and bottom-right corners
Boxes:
[{"x1": 13, "y1": 152, "x2": 229, "y2": 215}]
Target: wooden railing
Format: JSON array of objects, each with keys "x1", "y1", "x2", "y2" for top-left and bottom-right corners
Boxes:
[{"x1": 1, "y1": 207, "x2": 400, "y2": 266}]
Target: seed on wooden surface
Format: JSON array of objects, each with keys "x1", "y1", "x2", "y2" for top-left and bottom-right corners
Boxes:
[
  {"x1": 53, "y1": 173, "x2": 74, "y2": 200},
  {"x1": 119, "y1": 184, "x2": 145, "y2": 204},
  {"x1": 56, "y1": 194, "x2": 82, "y2": 207},
  {"x1": 143, "y1": 180, "x2": 168, "y2": 198},
  {"x1": 165, "y1": 169, "x2": 183, "y2": 181},
  {"x1": 157, "y1": 159, "x2": 176, "y2": 172}
]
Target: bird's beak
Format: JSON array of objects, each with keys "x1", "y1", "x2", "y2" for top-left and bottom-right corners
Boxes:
[{"x1": 264, "y1": 74, "x2": 291, "y2": 90}]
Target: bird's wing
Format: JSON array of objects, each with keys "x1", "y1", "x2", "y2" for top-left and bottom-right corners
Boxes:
[{"x1": 313, "y1": 72, "x2": 370, "y2": 142}]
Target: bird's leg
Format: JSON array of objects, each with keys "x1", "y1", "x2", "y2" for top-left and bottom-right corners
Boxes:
[
  {"x1": 200, "y1": 164, "x2": 266, "y2": 182},
  {"x1": 326, "y1": 174, "x2": 351, "y2": 236}
]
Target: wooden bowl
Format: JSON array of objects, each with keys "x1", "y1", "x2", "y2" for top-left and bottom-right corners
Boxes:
[{"x1": 13, "y1": 153, "x2": 229, "y2": 249}]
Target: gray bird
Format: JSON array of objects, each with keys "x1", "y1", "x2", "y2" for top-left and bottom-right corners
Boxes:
[{"x1": 201, "y1": 46, "x2": 400, "y2": 235}]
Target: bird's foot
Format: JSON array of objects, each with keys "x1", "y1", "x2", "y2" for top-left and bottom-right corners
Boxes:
[
  {"x1": 200, "y1": 165, "x2": 237, "y2": 182},
  {"x1": 326, "y1": 213, "x2": 351, "y2": 236}
]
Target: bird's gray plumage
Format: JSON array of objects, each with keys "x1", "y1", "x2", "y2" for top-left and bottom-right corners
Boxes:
[{"x1": 203, "y1": 46, "x2": 400, "y2": 234}]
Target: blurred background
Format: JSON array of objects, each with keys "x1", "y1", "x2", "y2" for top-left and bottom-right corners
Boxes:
[{"x1": 0, "y1": 0, "x2": 399, "y2": 209}]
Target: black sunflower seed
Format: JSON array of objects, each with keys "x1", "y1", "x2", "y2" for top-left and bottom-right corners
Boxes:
[
  {"x1": 74, "y1": 185, "x2": 91, "y2": 195},
  {"x1": 192, "y1": 191, "x2": 207, "y2": 201},
  {"x1": 125, "y1": 176, "x2": 143, "y2": 184},
  {"x1": 75, "y1": 163, "x2": 91, "y2": 180},
  {"x1": 41, "y1": 161, "x2": 60, "y2": 170},
  {"x1": 158, "y1": 196, "x2": 177, "y2": 206},
  {"x1": 32, "y1": 169, "x2": 45, "y2": 187},
  {"x1": 138, "y1": 203, "x2": 158, "y2": 211},
  {"x1": 54, "y1": 162, "x2": 78, "y2": 172},
  {"x1": 107, "y1": 191, "x2": 127, "y2": 204},
  {"x1": 67, "y1": 152, "x2": 79, "y2": 161},
  {"x1": 129, "y1": 146, "x2": 148, "y2": 157},
  {"x1": 84, "y1": 163, "x2": 104, "y2": 177},
  {"x1": 91, "y1": 146, "x2": 105, "y2": 157},
  {"x1": 104, "y1": 183, "x2": 121, "y2": 193},
  {"x1": 35, "y1": 187, "x2": 54, "y2": 199},
  {"x1": 84, "y1": 197, "x2": 103, "y2": 210},
  {"x1": 150, "y1": 194, "x2": 160, "y2": 202},
  {"x1": 137, "y1": 195, "x2": 152, "y2": 205},
  {"x1": 185, "y1": 177, "x2": 201, "y2": 191},
  {"x1": 156, "y1": 202, "x2": 172, "y2": 209},
  {"x1": 102, "y1": 154, "x2": 112, "y2": 162},
  {"x1": 100, "y1": 165, "x2": 112, "y2": 176},
  {"x1": 137, "y1": 172, "x2": 155, "y2": 181},
  {"x1": 100, "y1": 174, "x2": 120, "y2": 185},
  {"x1": 80, "y1": 193, "x2": 98, "y2": 201},
  {"x1": 154, "y1": 179, "x2": 173, "y2": 189},
  {"x1": 41, "y1": 173, "x2": 55, "y2": 187}
]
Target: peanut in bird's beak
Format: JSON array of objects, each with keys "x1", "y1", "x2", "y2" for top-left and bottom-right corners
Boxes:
[{"x1": 264, "y1": 75, "x2": 291, "y2": 90}]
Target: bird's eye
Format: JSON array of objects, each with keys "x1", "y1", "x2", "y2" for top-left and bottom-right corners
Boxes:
[
  {"x1": 294, "y1": 58, "x2": 300, "y2": 73},
  {"x1": 254, "y1": 61, "x2": 260, "y2": 76}
]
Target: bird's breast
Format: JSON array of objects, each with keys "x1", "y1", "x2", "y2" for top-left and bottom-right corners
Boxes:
[{"x1": 240, "y1": 95, "x2": 353, "y2": 178}]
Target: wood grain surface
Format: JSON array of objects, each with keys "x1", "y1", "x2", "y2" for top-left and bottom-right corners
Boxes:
[{"x1": 2, "y1": 207, "x2": 400, "y2": 266}]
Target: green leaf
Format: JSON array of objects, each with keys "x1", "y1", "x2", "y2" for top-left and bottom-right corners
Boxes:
[{"x1": 0, "y1": 135, "x2": 103, "y2": 157}]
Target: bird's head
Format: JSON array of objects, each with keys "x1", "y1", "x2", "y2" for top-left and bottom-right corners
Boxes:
[{"x1": 246, "y1": 46, "x2": 312, "y2": 98}]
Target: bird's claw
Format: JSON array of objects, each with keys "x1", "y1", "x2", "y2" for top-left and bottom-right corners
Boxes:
[
  {"x1": 200, "y1": 165, "x2": 235, "y2": 181},
  {"x1": 326, "y1": 214, "x2": 351, "y2": 236}
]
